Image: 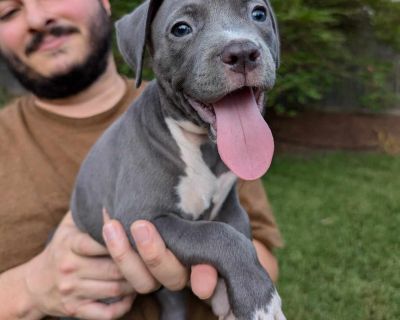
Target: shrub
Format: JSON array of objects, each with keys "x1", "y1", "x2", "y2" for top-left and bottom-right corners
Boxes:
[{"x1": 270, "y1": 0, "x2": 400, "y2": 111}]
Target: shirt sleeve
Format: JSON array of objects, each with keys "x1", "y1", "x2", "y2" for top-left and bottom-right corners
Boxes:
[{"x1": 237, "y1": 179, "x2": 284, "y2": 251}]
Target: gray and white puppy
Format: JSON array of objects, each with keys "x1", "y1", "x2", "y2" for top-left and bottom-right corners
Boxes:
[{"x1": 71, "y1": 0, "x2": 285, "y2": 319}]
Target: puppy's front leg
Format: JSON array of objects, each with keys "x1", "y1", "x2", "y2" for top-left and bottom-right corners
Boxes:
[
  {"x1": 152, "y1": 215, "x2": 285, "y2": 320},
  {"x1": 213, "y1": 187, "x2": 252, "y2": 239}
]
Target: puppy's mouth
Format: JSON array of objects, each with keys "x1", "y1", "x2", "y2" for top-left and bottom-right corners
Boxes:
[
  {"x1": 185, "y1": 87, "x2": 274, "y2": 181},
  {"x1": 185, "y1": 87, "x2": 264, "y2": 132}
]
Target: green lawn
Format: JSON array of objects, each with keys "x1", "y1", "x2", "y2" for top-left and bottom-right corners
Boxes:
[{"x1": 263, "y1": 153, "x2": 400, "y2": 320}]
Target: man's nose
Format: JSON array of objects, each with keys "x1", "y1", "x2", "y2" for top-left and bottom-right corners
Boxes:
[{"x1": 24, "y1": 1, "x2": 54, "y2": 31}]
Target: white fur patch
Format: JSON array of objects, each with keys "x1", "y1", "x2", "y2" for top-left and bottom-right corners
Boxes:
[
  {"x1": 210, "y1": 171, "x2": 237, "y2": 220},
  {"x1": 165, "y1": 118, "x2": 237, "y2": 219},
  {"x1": 220, "y1": 29, "x2": 259, "y2": 44},
  {"x1": 252, "y1": 291, "x2": 286, "y2": 320}
]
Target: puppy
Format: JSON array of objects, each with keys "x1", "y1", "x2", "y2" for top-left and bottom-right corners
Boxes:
[{"x1": 71, "y1": 0, "x2": 285, "y2": 319}]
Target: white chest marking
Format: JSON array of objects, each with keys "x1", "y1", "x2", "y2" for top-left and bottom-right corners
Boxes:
[
  {"x1": 166, "y1": 118, "x2": 237, "y2": 220},
  {"x1": 209, "y1": 172, "x2": 237, "y2": 220}
]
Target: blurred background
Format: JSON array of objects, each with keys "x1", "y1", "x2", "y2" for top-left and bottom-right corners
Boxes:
[{"x1": 1, "y1": 0, "x2": 399, "y2": 319}]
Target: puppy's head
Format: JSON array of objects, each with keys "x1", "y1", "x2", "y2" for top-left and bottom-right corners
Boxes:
[{"x1": 117, "y1": 0, "x2": 280, "y2": 180}]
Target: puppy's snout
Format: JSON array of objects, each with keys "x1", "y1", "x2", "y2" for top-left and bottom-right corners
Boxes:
[{"x1": 221, "y1": 41, "x2": 261, "y2": 74}]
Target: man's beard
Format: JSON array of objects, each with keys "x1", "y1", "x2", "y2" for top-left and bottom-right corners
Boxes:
[{"x1": 1, "y1": 5, "x2": 112, "y2": 99}]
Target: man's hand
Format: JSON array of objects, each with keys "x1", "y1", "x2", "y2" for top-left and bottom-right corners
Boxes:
[
  {"x1": 103, "y1": 219, "x2": 218, "y2": 300},
  {"x1": 23, "y1": 212, "x2": 135, "y2": 320},
  {"x1": 103, "y1": 219, "x2": 278, "y2": 301}
]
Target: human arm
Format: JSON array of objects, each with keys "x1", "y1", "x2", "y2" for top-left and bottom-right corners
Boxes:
[
  {"x1": 0, "y1": 208, "x2": 220, "y2": 320},
  {"x1": 0, "y1": 212, "x2": 134, "y2": 320},
  {"x1": 0, "y1": 259, "x2": 44, "y2": 320},
  {"x1": 238, "y1": 178, "x2": 284, "y2": 282}
]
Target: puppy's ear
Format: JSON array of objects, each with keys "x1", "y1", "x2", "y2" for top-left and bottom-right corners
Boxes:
[
  {"x1": 264, "y1": 0, "x2": 280, "y2": 68},
  {"x1": 116, "y1": 0, "x2": 163, "y2": 87}
]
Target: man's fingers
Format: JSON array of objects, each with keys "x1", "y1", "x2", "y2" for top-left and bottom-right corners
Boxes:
[
  {"x1": 131, "y1": 221, "x2": 189, "y2": 291},
  {"x1": 71, "y1": 232, "x2": 109, "y2": 257},
  {"x1": 76, "y1": 280, "x2": 135, "y2": 300},
  {"x1": 190, "y1": 264, "x2": 218, "y2": 300},
  {"x1": 103, "y1": 221, "x2": 160, "y2": 293},
  {"x1": 78, "y1": 257, "x2": 124, "y2": 281},
  {"x1": 75, "y1": 295, "x2": 135, "y2": 320},
  {"x1": 252, "y1": 239, "x2": 279, "y2": 283}
]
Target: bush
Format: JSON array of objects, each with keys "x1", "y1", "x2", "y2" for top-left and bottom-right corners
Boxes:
[{"x1": 270, "y1": 0, "x2": 400, "y2": 111}]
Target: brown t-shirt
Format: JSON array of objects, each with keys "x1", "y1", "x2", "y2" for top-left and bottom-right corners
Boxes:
[{"x1": 0, "y1": 79, "x2": 283, "y2": 319}]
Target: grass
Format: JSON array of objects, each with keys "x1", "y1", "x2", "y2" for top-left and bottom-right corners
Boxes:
[{"x1": 263, "y1": 152, "x2": 400, "y2": 320}]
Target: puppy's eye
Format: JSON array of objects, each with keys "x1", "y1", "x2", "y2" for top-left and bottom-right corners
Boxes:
[
  {"x1": 171, "y1": 22, "x2": 192, "y2": 37},
  {"x1": 251, "y1": 6, "x2": 267, "y2": 22}
]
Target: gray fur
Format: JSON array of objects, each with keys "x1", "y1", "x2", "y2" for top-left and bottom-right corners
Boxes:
[{"x1": 71, "y1": 0, "x2": 285, "y2": 319}]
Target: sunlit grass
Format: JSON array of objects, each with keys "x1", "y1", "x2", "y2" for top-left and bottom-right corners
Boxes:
[{"x1": 264, "y1": 153, "x2": 400, "y2": 320}]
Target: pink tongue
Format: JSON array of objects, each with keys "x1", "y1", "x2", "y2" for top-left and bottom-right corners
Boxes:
[{"x1": 213, "y1": 87, "x2": 274, "y2": 180}]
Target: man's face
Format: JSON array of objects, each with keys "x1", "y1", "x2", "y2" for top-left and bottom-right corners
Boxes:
[{"x1": 0, "y1": 0, "x2": 113, "y2": 98}]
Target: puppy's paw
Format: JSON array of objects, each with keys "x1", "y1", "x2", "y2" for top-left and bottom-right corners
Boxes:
[
  {"x1": 252, "y1": 291, "x2": 286, "y2": 320},
  {"x1": 211, "y1": 279, "x2": 232, "y2": 319},
  {"x1": 211, "y1": 278, "x2": 285, "y2": 320}
]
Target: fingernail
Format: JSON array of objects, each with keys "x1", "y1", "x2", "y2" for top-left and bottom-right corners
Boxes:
[
  {"x1": 132, "y1": 223, "x2": 151, "y2": 245},
  {"x1": 103, "y1": 223, "x2": 118, "y2": 243},
  {"x1": 103, "y1": 208, "x2": 111, "y2": 223}
]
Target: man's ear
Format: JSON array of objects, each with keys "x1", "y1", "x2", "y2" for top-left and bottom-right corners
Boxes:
[
  {"x1": 264, "y1": 0, "x2": 280, "y2": 68},
  {"x1": 100, "y1": 0, "x2": 111, "y2": 16},
  {"x1": 115, "y1": 0, "x2": 164, "y2": 88}
]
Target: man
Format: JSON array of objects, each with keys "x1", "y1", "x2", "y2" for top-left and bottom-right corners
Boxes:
[{"x1": 0, "y1": 0, "x2": 283, "y2": 319}]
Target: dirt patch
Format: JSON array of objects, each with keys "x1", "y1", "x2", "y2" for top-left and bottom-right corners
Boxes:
[{"x1": 267, "y1": 111, "x2": 400, "y2": 154}]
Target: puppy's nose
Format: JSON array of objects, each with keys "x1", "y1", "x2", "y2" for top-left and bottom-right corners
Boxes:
[{"x1": 221, "y1": 41, "x2": 261, "y2": 74}]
